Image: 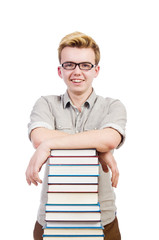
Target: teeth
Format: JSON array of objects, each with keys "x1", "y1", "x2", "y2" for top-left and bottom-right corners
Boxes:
[{"x1": 72, "y1": 80, "x2": 83, "y2": 83}]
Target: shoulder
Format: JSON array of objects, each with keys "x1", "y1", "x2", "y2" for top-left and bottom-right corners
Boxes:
[
  {"x1": 96, "y1": 95, "x2": 126, "y2": 111},
  {"x1": 40, "y1": 94, "x2": 62, "y2": 103},
  {"x1": 34, "y1": 94, "x2": 63, "y2": 107}
]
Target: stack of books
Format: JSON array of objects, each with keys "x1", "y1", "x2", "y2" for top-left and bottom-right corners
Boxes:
[{"x1": 43, "y1": 149, "x2": 104, "y2": 240}]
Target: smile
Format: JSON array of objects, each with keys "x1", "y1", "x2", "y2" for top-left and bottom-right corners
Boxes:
[{"x1": 71, "y1": 79, "x2": 84, "y2": 83}]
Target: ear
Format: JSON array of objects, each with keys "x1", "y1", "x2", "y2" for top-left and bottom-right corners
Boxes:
[
  {"x1": 94, "y1": 65, "x2": 100, "y2": 78},
  {"x1": 58, "y1": 66, "x2": 63, "y2": 79}
]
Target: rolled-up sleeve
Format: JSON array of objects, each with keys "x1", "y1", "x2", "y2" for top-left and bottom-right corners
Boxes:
[
  {"x1": 28, "y1": 96, "x2": 55, "y2": 140},
  {"x1": 100, "y1": 98, "x2": 127, "y2": 148}
]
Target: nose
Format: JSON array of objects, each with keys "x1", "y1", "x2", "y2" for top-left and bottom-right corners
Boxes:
[{"x1": 72, "y1": 64, "x2": 82, "y2": 74}]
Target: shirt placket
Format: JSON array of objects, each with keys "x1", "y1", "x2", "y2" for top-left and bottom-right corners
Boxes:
[
  {"x1": 74, "y1": 108, "x2": 81, "y2": 133},
  {"x1": 71, "y1": 104, "x2": 88, "y2": 133}
]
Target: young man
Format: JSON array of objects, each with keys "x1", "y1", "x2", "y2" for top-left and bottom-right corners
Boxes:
[{"x1": 26, "y1": 32, "x2": 127, "y2": 240}]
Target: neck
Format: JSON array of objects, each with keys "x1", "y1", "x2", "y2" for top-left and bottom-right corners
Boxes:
[{"x1": 67, "y1": 88, "x2": 93, "y2": 111}]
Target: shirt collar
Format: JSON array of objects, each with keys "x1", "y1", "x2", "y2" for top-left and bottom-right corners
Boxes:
[
  {"x1": 63, "y1": 91, "x2": 71, "y2": 108},
  {"x1": 63, "y1": 89, "x2": 97, "y2": 109},
  {"x1": 86, "y1": 89, "x2": 97, "y2": 108}
]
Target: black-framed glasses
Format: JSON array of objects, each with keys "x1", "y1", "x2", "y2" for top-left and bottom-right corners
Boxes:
[{"x1": 61, "y1": 62, "x2": 96, "y2": 71}]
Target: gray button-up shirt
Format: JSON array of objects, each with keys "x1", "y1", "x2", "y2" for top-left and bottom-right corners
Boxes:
[{"x1": 28, "y1": 90, "x2": 127, "y2": 227}]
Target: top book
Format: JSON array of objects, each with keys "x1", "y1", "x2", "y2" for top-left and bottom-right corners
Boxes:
[{"x1": 50, "y1": 149, "x2": 97, "y2": 157}]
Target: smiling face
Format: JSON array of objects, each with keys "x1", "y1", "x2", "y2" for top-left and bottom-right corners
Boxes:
[{"x1": 58, "y1": 47, "x2": 100, "y2": 98}]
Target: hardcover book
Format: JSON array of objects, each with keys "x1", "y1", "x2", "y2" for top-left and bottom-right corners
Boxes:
[
  {"x1": 48, "y1": 184, "x2": 98, "y2": 192},
  {"x1": 48, "y1": 175, "x2": 99, "y2": 184},
  {"x1": 50, "y1": 149, "x2": 97, "y2": 156},
  {"x1": 43, "y1": 236, "x2": 104, "y2": 240},
  {"x1": 45, "y1": 203, "x2": 101, "y2": 212},
  {"x1": 48, "y1": 164, "x2": 99, "y2": 175},
  {"x1": 44, "y1": 227, "x2": 104, "y2": 235},
  {"x1": 46, "y1": 221, "x2": 102, "y2": 228},
  {"x1": 45, "y1": 211, "x2": 101, "y2": 221},
  {"x1": 48, "y1": 156, "x2": 99, "y2": 165},
  {"x1": 47, "y1": 192, "x2": 98, "y2": 204}
]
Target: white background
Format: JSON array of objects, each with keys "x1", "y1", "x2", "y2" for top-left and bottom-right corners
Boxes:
[{"x1": 0, "y1": 0, "x2": 159, "y2": 239}]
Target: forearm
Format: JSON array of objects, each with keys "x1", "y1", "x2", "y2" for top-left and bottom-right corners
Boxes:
[
  {"x1": 31, "y1": 128, "x2": 69, "y2": 149},
  {"x1": 45, "y1": 128, "x2": 121, "y2": 153}
]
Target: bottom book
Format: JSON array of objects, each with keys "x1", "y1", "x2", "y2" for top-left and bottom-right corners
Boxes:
[
  {"x1": 43, "y1": 236, "x2": 104, "y2": 240},
  {"x1": 43, "y1": 229, "x2": 104, "y2": 239}
]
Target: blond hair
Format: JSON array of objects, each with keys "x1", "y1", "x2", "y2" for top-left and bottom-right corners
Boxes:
[{"x1": 58, "y1": 32, "x2": 100, "y2": 65}]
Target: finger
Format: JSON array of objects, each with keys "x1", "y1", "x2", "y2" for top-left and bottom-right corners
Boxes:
[
  {"x1": 26, "y1": 166, "x2": 42, "y2": 186},
  {"x1": 112, "y1": 167, "x2": 119, "y2": 188},
  {"x1": 109, "y1": 163, "x2": 115, "y2": 186},
  {"x1": 112, "y1": 168, "x2": 116, "y2": 187},
  {"x1": 31, "y1": 169, "x2": 42, "y2": 185},
  {"x1": 25, "y1": 169, "x2": 31, "y2": 185},
  {"x1": 112, "y1": 175, "x2": 116, "y2": 187},
  {"x1": 26, "y1": 177, "x2": 31, "y2": 185},
  {"x1": 102, "y1": 164, "x2": 109, "y2": 173},
  {"x1": 99, "y1": 159, "x2": 109, "y2": 173},
  {"x1": 112, "y1": 171, "x2": 117, "y2": 187},
  {"x1": 26, "y1": 172, "x2": 38, "y2": 186},
  {"x1": 34, "y1": 174, "x2": 42, "y2": 184},
  {"x1": 30, "y1": 178, "x2": 38, "y2": 186},
  {"x1": 115, "y1": 170, "x2": 119, "y2": 187}
]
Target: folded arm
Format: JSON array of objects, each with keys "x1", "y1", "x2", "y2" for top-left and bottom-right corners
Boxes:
[
  {"x1": 26, "y1": 127, "x2": 121, "y2": 186},
  {"x1": 31, "y1": 127, "x2": 121, "y2": 152}
]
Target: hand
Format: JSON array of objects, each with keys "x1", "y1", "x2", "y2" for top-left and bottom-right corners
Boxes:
[
  {"x1": 98, "y1": 151, "x2": 119, "y2": 188},
  {"x1": 26, "y1": 142, "x2": 50, "y2": 186}
]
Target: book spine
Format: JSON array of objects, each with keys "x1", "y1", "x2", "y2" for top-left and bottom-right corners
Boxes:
[
  {"x1": 45, "y1": 203, "x2": 101, "y2": 206},
  {"x1": 45, "y1": 211, "x2": 101, "y2": 213},
  {"x1": 48, "y1": 175, "x2": 100, "y2": 177}
]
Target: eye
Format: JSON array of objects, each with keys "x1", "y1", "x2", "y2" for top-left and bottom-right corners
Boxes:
[
  {"x1": 66, "y1": 63, "x2": 74, "y2": 67},
  {"x1": 63, "y1": 62, "x2": 75, "y2": 69},
  {"x1": 80, "y1": 63, "x2": 92, "y2": 70}
]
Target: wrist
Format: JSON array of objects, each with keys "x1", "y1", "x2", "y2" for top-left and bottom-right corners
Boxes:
[{"x1": 39, "y1": 140, "x2": 51, "y2": 157}]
